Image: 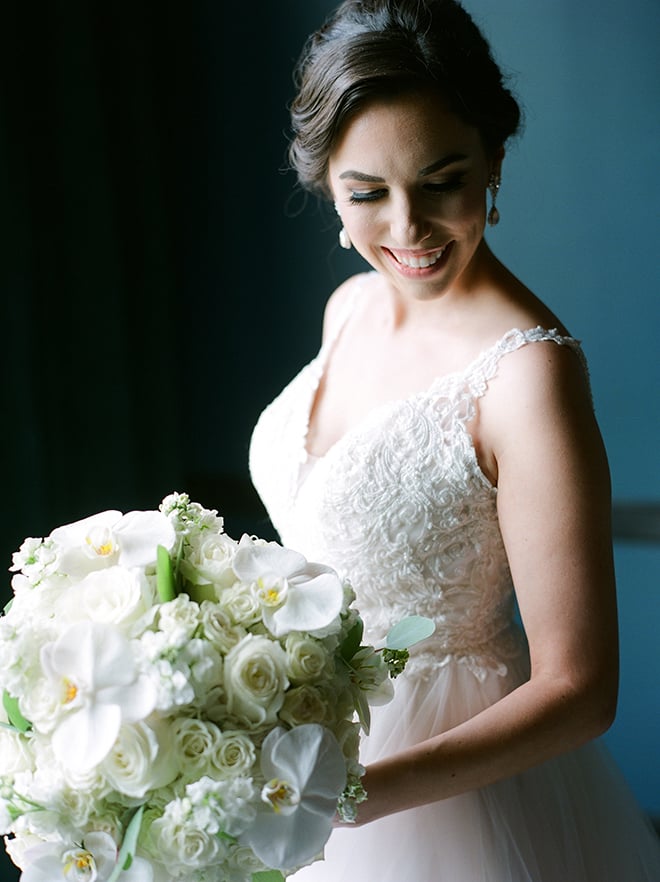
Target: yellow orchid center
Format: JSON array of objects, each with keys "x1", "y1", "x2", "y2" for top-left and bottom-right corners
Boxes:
[
  {"x1": 256, "y1": 576, "x2": 287, "y2": 608},
  {"x1": 262, "y1": 777, "x2": 300, "y2": 814},
  {"x1": 63, "y1": 678, "x2": 78, "y2": 704},
  {"x1": 85, "y1": 536, "x2": 114, "y2": 556},
  {"x1": 84, "y1": 524, "x2": 118, "y2": 559},
  {"x1": 62, "y1": 847, "x2": 96, "y2": 879}
]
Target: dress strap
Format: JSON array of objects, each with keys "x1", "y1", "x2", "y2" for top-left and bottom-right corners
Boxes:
[
  {"x1": 464, "y1": 326, "x2": 592, "y2": 403},
  {"x1": 318, "y1": 272, "x2": 370, "y2": 354}
]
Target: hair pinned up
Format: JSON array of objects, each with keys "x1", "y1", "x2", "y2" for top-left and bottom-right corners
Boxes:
[{"x1": 289, "y1": 0, "x2": 521, "y2": 197}]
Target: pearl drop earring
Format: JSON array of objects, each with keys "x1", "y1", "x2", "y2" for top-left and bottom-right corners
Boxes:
[
  {"x1": 334, "y1": 201, "x2": 352, "y2": 250},
  {"x1": 339, "y1": 227, "x2": 352, "y2": 250}
]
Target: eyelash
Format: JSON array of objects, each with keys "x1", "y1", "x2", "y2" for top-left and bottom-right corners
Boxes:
[{"x1": 348, "y1": 176, "x2": 467, "y2": 205}]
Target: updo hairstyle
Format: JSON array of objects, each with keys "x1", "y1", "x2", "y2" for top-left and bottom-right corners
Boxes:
[{"x1": 289, "y1": 0, "x2": 521, "y2": 198}]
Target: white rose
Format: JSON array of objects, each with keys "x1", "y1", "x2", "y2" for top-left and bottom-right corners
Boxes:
[
  {"x1": 202, "y1": 685, "x2": 227, "y2": 724},
  {"x1": 219, "y1": 583, "x2": 262, "y2": 627},
  {"x1": 279, "y1": 684, "x2": 328, "y2": 727},
  {"x1": 102, "y1": 721, "x2": 178, "y2": 798},
  {"x1": 200, "y1": 602, "x2": 246, "y2": 654},
  {"x1": 180, "y1": 531, "x2": 237, "y2": 590},
  {"x1": 58, "y1": 565, "x2": 155, "y2": 632},
  {"x1": 223, "y1": 634, "x2": 289, "y2": 728},
  {"x1": 172, "y1": 718, "x2": 222, "y2": 778},
  {"x1": 284, "y1": 633, "x2": 332, "y2": 683},
  {"x1": 225, "y1": 844, "x2": 268, "y2": 881},
  {"x1": 209, "y1": 730, "x2": 256, "y2": 779}
]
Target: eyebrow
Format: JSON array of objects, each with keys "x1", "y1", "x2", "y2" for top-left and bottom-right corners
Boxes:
[{"x1": 338, "y1": 152, "x2": 469, "y2": 182}]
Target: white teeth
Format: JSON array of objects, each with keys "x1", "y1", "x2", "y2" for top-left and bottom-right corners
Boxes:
[{"x1": 394, "y1": 247, "x2": 445, "y2": 268}]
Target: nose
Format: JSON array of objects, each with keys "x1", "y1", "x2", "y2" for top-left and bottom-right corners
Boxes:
[{"x1": 389, "y1": 192, "x2": 432, "y2": 246}]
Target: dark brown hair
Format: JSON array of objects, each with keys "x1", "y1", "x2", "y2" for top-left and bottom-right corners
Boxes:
[{"x1": 289, "y1": 0, "x2": 521, "y2": 197}]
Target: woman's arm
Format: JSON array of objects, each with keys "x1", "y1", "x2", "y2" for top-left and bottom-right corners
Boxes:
[{"x1": 346, "y1": 341, "x2": 618, "y2": 826}]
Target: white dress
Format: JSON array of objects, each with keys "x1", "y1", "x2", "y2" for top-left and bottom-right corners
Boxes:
[{"x1": 249, "y1": 277, "x2": 660, "y2": 881}]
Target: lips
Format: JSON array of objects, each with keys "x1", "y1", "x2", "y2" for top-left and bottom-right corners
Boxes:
[{"x1": 385, "y1": 243, "x2": 452, "y2": 270}]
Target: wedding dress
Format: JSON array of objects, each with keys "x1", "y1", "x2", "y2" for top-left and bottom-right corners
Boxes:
[{"x1": 249, "y1": 275, "x2": 660, "y2": 881}]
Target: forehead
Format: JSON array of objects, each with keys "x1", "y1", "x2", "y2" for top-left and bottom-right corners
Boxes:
[{"x1": 329, "y1": 91, "x2": 484, "y2": 173}]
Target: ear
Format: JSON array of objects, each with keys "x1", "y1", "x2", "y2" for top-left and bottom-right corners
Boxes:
[{"x1": 491, "y1": 145, "x2": 505, "y2": 177}]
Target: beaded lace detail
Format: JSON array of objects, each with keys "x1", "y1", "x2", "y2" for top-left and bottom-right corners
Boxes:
[{"x1": 249, "y1": 285, "x2": 587, "y2": 681}]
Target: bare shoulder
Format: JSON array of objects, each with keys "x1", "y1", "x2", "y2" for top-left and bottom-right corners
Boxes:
[
  {"x1": 493, "y1": 334, "x2": 591, "y2": 416},
  {"x1": 481, "y1": 334, "x2": 608, "y2": 489}
]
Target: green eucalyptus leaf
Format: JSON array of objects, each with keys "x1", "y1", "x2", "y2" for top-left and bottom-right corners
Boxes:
[
  {"x1": 252, "y1": 872, "x2": 285, "y2": 882},
  {"x1": 156, "y1": 544, "x2": 177, "y2": 602},
  {"x1": 3, "y1": 691, "x2": 31, "y2": 733},
  {"x1": 385, "y1": 615, "x2": 435, "y2": 650},
  {"x1": 107, "y1": 804, "x2": 145, "y2": 882}
]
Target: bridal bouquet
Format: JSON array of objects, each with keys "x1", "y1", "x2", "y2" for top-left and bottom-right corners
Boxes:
[{"x1": 0, "y1": 493, "x2": 432, "y2": 882}]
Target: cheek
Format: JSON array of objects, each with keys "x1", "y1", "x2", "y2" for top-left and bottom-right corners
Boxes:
[
  {"x1": 343, "y1": 211, "x2": 379, "y2": 242},
  {"x1": 442, "y1": 188, "x2": 487, "y2": 227}
]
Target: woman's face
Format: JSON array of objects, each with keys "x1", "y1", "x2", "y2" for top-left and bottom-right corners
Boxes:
[{"x1": 328, "y1": 91, "x2": 500, "y2": 301}]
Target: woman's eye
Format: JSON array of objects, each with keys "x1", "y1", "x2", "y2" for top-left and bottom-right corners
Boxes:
[
  {"x1": 348, "y1": 189, "x2": 387, "y2": 204},
  {"x1": 425, "y1": 176, "x2": 467, "y2": 194}
]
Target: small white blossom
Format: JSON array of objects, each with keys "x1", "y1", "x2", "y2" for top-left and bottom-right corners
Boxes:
[{"x1": 0, "y1": 494, "x2": 416, "y2": 879}]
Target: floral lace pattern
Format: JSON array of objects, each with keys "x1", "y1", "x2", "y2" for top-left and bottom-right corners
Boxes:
[{"x1": 249, "y1": 290, "x2": 586, "y2": 682}]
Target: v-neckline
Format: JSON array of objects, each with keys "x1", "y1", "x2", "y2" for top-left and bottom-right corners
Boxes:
[{"x1": 301, "y1": 324, "x2": 558, "y2": 465}]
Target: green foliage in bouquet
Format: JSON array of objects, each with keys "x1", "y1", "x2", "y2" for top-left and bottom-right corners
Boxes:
[{"x1": 0, "y1": 493, "x2": 433, "y2": 881}]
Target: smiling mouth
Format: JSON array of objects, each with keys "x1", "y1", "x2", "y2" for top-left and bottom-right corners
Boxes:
[{"x1": 387, "y1": 245, "x2": 450, "y2": 268}]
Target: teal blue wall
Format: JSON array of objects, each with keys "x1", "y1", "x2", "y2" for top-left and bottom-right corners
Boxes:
[{"x1": 454, "y1": 0, "x2": 660, "y2": 817}]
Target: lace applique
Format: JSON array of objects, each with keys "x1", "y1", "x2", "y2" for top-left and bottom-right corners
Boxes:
[{"x1": 250, "y1": 316, "x2": 588, "y2": 683}]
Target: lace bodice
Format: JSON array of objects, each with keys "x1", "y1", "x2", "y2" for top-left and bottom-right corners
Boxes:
[{"x1": 249, "y1": 282, "x2": 586, "y2": 679}]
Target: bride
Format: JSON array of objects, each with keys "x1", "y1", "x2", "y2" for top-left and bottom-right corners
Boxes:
[{"x1": 249, "y1": 1, "x2": 660, "y2": 878}]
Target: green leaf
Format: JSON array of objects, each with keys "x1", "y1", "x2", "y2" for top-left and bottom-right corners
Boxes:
[
  {"x1": 3, "y1": 691, "x2": 31, "y2": 733},
  {"x1": 339, "y1": 617, "x2": 364, "y2": 661},
  {"x1": 354, "y1": 688, "x2": 372, "y2": 734},
  {"x1": 252, "y1": 872, "x2": 285, "y2": 882},
  {"x1": 156, "y1": 545, "x2": 177, "y2": 602},
  {"x1": 385, "y1": 615, "x2": 435, "y2": 650},
  {"x1": 107, "y1": 804, "x2": 145, "y2": 882}
]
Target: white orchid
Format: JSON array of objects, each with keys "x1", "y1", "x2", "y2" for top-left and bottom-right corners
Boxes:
[
  {"x1": 49, "y1": 509, "x2": 175, "y2": 579},
  {"x1": 40, "y1": 621, "x2": 157, "y2": 772},
  {"x1": 231, "y1": 536, "x2": 344, "y2": 638},
  {"x1": 241, "y1": 724, "x2": 346, "y2": 871},
  {"x1": 0, "y1": 494, "x2": 431, "y2": 881},
  {"x1": 17, "y1": 831, "x2": 152, "y2": 882}
]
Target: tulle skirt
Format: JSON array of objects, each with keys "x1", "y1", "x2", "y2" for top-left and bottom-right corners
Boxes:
[{"x1": 291, "y1": 653, "x2": 660, "y2": 882}]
